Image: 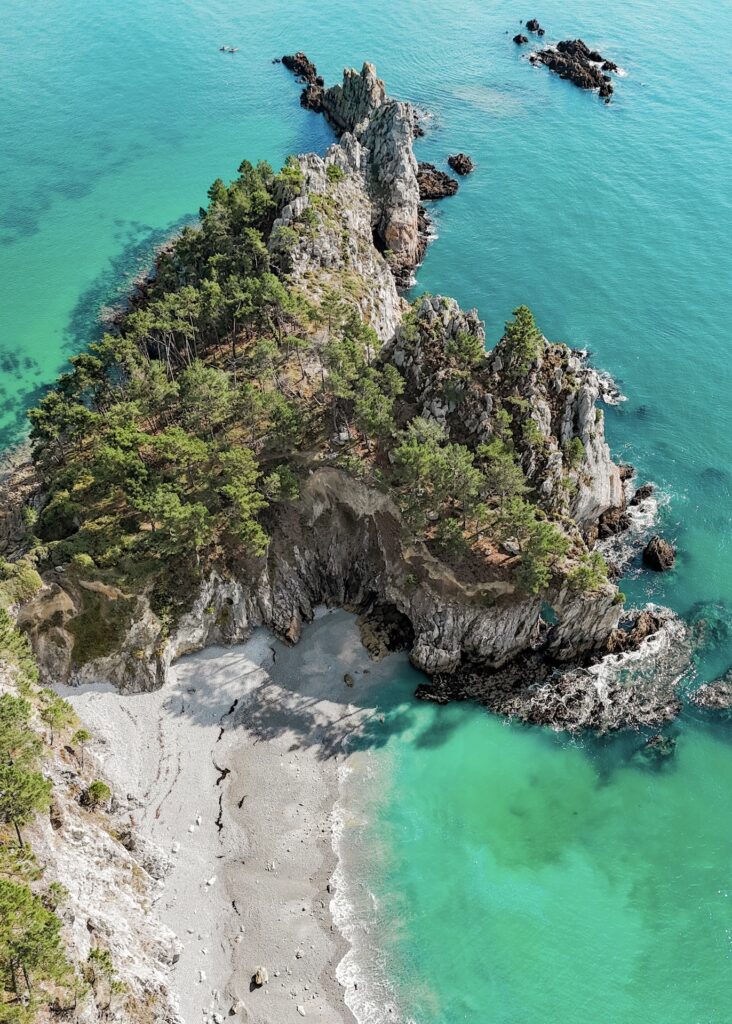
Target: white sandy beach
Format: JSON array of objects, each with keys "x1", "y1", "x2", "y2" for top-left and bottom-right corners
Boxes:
[{"x1": 60, "y1": 608, "x2": 408, "y2": 1024}]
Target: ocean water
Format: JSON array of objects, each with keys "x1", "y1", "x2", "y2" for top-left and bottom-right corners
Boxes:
[{"x1": 2, "y1": 0, "x2": 731, "y2": 1021}]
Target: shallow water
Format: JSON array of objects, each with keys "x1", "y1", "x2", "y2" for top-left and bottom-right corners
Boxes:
[{"x1": 2, "y1": 0, "x2": 732, "y2": 1020}]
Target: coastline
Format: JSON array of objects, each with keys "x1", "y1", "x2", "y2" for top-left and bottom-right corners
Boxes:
[{"x1": 58, "y1": 608, "x2": 409, "y2": 1023}]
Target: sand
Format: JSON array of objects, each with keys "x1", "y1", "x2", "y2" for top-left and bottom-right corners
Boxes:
[{"x1": 60, "y1": 608, "x2": 403, "y2": 1024}]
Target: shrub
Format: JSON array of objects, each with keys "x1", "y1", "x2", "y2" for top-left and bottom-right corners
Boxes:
[
  {"x1": 326, "y1": 163, "x2": 346, "y2": 184},
  {"x1": 566, "y1": 551, "x2": 609, "y2": 593},
  {"x1": 81, "y1": 781, "x2": 111, "y2": 810},
  {"x1": 0, "y1": 559, "x2": 42, "y2": 611},
  {"x1": 562, "y1": 437, "x2": 585, "y2": 471}
]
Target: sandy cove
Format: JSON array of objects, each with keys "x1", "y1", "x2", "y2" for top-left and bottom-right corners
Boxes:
[{"x1": 59, "y1": 608, "x2": 408, "y2": 1024}]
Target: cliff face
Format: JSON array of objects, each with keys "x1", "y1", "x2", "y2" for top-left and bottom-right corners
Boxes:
[
  {"x1": 18, "y1": 466, "x2": 621, "y2": 695},
  {"x1": 270, "y1": 138, "x2": 405, "y2": 342}
]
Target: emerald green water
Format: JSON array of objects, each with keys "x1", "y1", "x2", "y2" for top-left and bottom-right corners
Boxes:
[
  {"x1": 341, "y1": 692, "x2": 732, "y2": 1022},
  {"x1": 2, "y1": 0, "x2": 732, "y2": 1020}
]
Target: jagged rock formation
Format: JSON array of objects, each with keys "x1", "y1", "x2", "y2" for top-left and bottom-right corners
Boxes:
[
  {"x1": 448, "y1": 153, "x2": 475, "y2": 175},
  {"x1": 270, "y1": 141, "x2": 405, "y2": 341},
  {"x1": 530, "y1": 39, "x2": 619, "y2": 101},
  {"x1": 418, "y1": 606, "x2": 689, "y2": 733},
  {"x1": 643, "y1": 534, "x2": 676, "y2": 571},
  {"x1": 281, "y1": 51, "x2": 322, "y2": 87},
  {"x1": 283, "y1": 58, "x2": 429, "y2": 285},
  {"x1": 417, "y1": 162, "x2": 459, "y2": 199},
  {"x1": 387, "y1": 294, "x2": 624, "y2": 532}
]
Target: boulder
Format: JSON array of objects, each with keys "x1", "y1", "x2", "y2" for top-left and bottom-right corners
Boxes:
[
  {"x1": 513, "y1": 33, "x2": 529, "y2": 44},
  {"x1": 630, "y1": 482, "x2": 654, "y2": 505},
  {"x1": 642, "y1": 535, "x2": 676, "y2": 572},
  {"x1": 526, "y1": 18, "x2": 542, "y2": 32},
  {"x1": 448, "y1": 153, "x2": 475, "y2": 175}
]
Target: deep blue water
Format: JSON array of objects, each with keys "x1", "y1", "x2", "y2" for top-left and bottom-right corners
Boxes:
[{"x1": 2, "y1": 1, "x2": 731, "y2": 1020}]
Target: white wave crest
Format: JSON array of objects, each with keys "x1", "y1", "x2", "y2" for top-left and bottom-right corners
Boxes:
[{"x1": 331, "y1": 757, "x2": 405, "y2": 1024}]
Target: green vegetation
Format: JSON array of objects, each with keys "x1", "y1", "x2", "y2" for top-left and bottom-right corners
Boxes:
[
  {"x1": 567, "y1": 550, "x2": 610, "y2": 593},
  {"x1": 562, "y1": 436, "x2": 585, "y2": 471},
  {"x1": 496, "y1": 305, "x2": 543, "y2": 380},
  {"x1": 326, "y1": 163, "x2": 346, "y2": 184},
  {"x1": 80, "y1": 781, "x2": 111, "y2": 811},
  {"x1": 0, "y1": 562, "x2": 42, "y2": 613},
  {"x1": 71, "y1": 729, "x2": 91, "y2": 769},
  {"x1": 0, "y1": 618, "x2": 81, "y2": 1017},
  {"x1": 0, "y1": 878, "x2": 72, "y2": 1018},
  {"x1": 22, "y1": 156, "x2": 609, "y2": 628}
]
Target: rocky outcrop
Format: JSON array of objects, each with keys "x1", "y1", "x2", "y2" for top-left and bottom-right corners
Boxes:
[
  {"x1": 19, "y1": 466, "x2": 623, "y2": 695},
  {"x1": 630, "y1": 482, "x2": 654, "y2": 505},
  {"x1": 281, "y1": 52, "x2": 322, "y2": 87},
  {"x1": 448, "y1": 153, "x2": 475, "y2": 175},
  {"x1": 514, "y1": 34, "x2": 529, "y2": 45},
  {"x1": 7, "y1": 58, "x2": 675, "y2": 738},
  {"x1": 417, "y1": 162, "x2": 459, "y2": 199},
  {"x1": 526, "y1": 18, "x2": 544, "y2": 33},
  {"x1": 530, "y1": 39, "x2": 619, "y2": 101},
  {"x1": 0, "y1": 444, "x2": 41, "y2": 559},
  {"x1": 643, "y1": 534, "x2": 676, "y2": 571},
  {"x1": 387, "y1": 294, "x2": 624, "y2": 531},
  {"x1": 282, "y1": 57, "x2": 432, "y2": 286},
  {"x1": 270, "y1": 140, "x2": 405, "y2": 341},
  {"x1": 418, "y1": 606, "x2": 688, "y2": 733}
]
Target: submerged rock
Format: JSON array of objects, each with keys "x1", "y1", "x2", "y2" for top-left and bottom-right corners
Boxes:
[
  {"x1": 642, "y1": 535, "x2": 676, "y2": 572},
  {"x1": 690, "y1": 678, "x2": 732, "y2": 710},
  {"x1": 633, "y1": 732, "x2": 677, "y2": 767}
]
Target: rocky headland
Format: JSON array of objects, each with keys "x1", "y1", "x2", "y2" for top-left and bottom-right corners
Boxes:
[
  {"x1": 1, "y1": 59, "x2": 689, "y2": 741},
  {"x1": 0, "y1": 53, "x2": 706, "y2": 1024}
]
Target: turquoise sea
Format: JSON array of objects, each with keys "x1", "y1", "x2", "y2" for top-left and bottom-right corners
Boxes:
[{"x1": 2, "y1": 0, "x2": 731, "y2": 1020}]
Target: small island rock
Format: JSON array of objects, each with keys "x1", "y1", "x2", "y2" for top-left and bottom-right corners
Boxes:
[
  {"x1": 448, "y1": 153, "x2": 475, "y2": 175},
  {"x1": 642, "y1": 535, "x2": 676, "y2": 572},
  {"x1": 513, "y1": 33, "x2": 529, "y2": 44}
]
